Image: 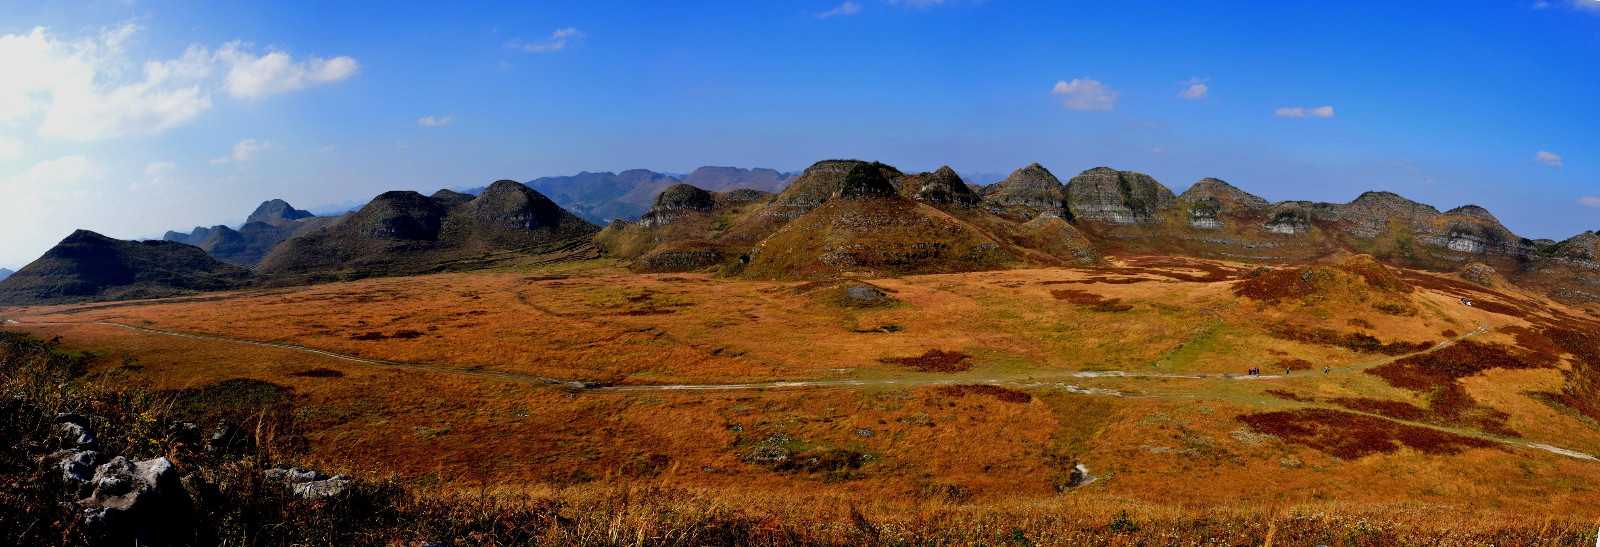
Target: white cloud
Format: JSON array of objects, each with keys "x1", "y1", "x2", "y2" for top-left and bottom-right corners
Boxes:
[
  {"x1": 1533, "y1": 150, "x2": 1564, "y2": 168},
  {"x1": 217, "y1": 42, "x2": 359, "y2": 99},
  {"x1": 1176, "y1": 77, "x2": 1209, "y2": 99},
  {"x1": 816, "y1": 1, "x2": 863, "y2": 17},
  {"x1": 0, "y1": 23, "x2": 357, "y2": 142},
  {"x1": 1572, "y1": 0, "x2": 1600, "y2": 13},
  {"x1": 1, "y1": 24, "x2": 214, "y2": 142},
  {"x1": 0, "y1": 135, "x2": 21, "y2": 161},
  {"x1": 143, "y1": 161, "x2": 175, "y2": 176},
  {"x1": 1051, "y1": 78, "x2": 1118, "y2": 111},
  {"x1": 416, "y1": 115, "x2": 453, "y2": 127},
  {"x1": 1422, "y1": 179, "x2": 1436, "y2": 185},
  {"x1": 131, "y1": 161, "x2": 180, "y2": 192},
  {"x1": 1275, "y1": 106, "x2": 1335, "y2": 118},
  {"x1": 1580, "y1": 196, "x2": 1600, "y2": 208},
  {"x1": 508, "y1": 27, "x2": 585, "y2": 52},
  {"x1": 891, "y1": 0, "x2": 946, "y2": 6}
]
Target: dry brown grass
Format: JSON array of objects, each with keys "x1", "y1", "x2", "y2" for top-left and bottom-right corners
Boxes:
[{"x1": 5, "y1": 255, "x2": 1600, "y2": 533}]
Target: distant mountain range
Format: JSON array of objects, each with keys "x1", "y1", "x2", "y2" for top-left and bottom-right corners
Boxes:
[
  {"x1": 5, "y1": 158, "x2": 1600, "y2": 307},
  {"x1": 0, "y1": 268, "x2": 12, "y2": 282},
  {"x1": 164, "y1": 200, "x2": 344, "y2": 269}
]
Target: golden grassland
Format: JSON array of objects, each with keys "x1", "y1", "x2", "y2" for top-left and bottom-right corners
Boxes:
[{"x1": 5, "y1": 254, "x2": 1600, "y2": 536}]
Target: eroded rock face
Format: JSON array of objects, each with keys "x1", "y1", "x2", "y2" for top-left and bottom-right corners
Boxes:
[{"x1": 1064, "y1": 167, "x2": 1176, "y2": 225}]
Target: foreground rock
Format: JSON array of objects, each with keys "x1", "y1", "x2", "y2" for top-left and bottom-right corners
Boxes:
[{"x1": 265, "y1": 467, "x2": 352, "y2": 500}]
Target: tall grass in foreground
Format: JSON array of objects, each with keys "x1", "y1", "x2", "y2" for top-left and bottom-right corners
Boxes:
[{"x1": 2, "y1": 329, "x2": 1597, "y2": 546}]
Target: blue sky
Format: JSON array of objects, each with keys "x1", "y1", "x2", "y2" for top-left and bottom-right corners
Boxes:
[{"x1": 2, "y1": 0, "x2": 1598, "y2": 269}]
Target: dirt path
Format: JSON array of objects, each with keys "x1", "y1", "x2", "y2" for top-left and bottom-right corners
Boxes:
[{"x1": 11, "y1": 318, "x2": 1595, "y2": 461}]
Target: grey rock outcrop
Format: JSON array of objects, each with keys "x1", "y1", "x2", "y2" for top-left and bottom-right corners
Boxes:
[
  {"x1": 265, "y1": 467, "x2": 352, "y2": 500},
  {"x1": 68, "y1": 456, "x2": 186, "y2": 542}
]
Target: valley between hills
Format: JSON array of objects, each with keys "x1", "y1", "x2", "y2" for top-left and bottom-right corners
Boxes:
[{"x1": 5, "y1": 160, "x2": 1600, "y2": 543}]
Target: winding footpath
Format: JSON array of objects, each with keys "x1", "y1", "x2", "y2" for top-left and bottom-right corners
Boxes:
[{"x1": 8, "y1": 318, "x2": 1595, "y2": 461}]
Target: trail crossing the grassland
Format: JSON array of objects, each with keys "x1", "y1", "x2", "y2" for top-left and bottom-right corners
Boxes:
[{"x1": 12, "y1": 319, "x2": 1595, "y2": 462}]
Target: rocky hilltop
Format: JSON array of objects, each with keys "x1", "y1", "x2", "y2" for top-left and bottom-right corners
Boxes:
[
  {"x1": 0, "y1": 230, "x2": 250, "y2": 305},
  {"x1": 256, "y1": 180, "x2": 599, "y2": 282},
  {"x1": 599, "y1": 159, "x2": 1100, "y2": 279},
  {"x1": 246, "y1": 199, "x2": 316, "y2": 226}
]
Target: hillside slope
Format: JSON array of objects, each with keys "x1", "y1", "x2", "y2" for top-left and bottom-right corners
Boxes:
[{"x1": 0, "y1": 230, "x2": 250, "y2": 305}]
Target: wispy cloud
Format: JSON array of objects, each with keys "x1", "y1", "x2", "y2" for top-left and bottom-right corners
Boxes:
[
  {"x1": 1176, "y1": 77, "x2": 1209, "y2": 99},
  {"x1": 417, "y1": 115, "x2": 453, "y2": 127},
  {"x1": 890, "y1": 0, "x2": 946, "y2": 6},
  {"x1": 1124, "y1": 119, "x2": 1166, "y2": 129},
  {"x1": 1275, "y1": 106, "x2": 1334, "y2": 118},
  {"x1": 143, "y1": 161, "x2": 175, "y2": 176},
  {"x1": 1533, "y1": 150, "x2": 1564, "y2": 168},
  {"x1": 507, "y1": 27, "x2": 586, "y2": 52},
  {"x1": 314, "y1": 145, "x2": 337, "y2": 153},
  {"x1": 816, "y1": 1, "x2": 862, "y2": 18},
  {"x1": 1051, "y1": 78, "x2": 1118, "y2": 111}
]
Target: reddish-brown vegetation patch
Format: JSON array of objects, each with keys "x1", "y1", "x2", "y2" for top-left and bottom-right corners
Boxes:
[
  {"x1": 1050, "y1": 289, "x2": 1134, "y2": 312},
  {"x1": 1040, "y1": 276, "x2": 1154, "y2": 285},
  {"x1": 1264, "y1": 389, "x2": 1312, "y2": 402},
  {"x1": 1543, "y1": 327, "x2": 1600, "y2": 421},
  {"x1": 885, "y1": 350, "x2": 972, "y2": 373},
  {"x1": 933, "y1": 384, "x2": 1032, "y2": 403},
  {"x1": 1327, "y1": 397, "x2": 1429, "y2": 422},
  {"x1": 1234, "y1": 255, "x2": 1410, "y2": 302},
  {"x1": 290, "y1": 368, "x2": 345, "y2": 378},
  {"x1": 1366, "y1": 340, "x2": 1538, "y2": 436},
  {"x1": 1237, "y1": 408, "x2": 1496, "y2": 459},
  {"x1": 1267, "y1": 324, "x2": 1430, "y2": 355},
  {"x1": 1441, "y1": 329, "x2": 1459, "y2": 339}
]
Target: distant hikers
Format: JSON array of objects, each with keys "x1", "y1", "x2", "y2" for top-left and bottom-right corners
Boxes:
[{"x1": 1325, "y1": 365, "x2": 1330, "y2": 374}]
